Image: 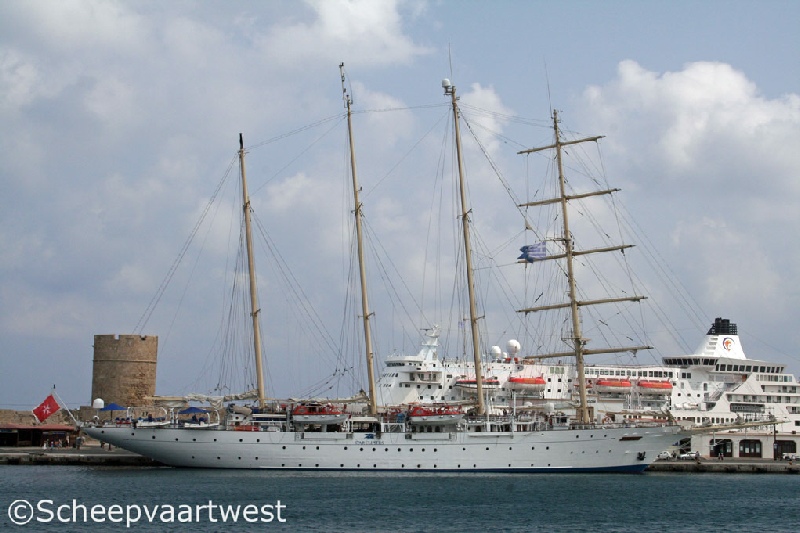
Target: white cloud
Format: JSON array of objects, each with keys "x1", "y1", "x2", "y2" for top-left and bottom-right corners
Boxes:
[
  {"x1": 260, "y1": 0, "x2": 431, "y2": 67},
  {"x1": 577, "y1": 60, "x2": 800, "y2": 337},
  {"x1": 582, "y1": 61, "x2": 800, "y2": 184},
  {"x1": 15, "y1": 1, "x2": 145, "y2": 53}
]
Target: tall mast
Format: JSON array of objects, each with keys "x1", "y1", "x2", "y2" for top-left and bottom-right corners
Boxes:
[
  {"x1": 518, "y1": 110, "x2": 649, "y2": 424},
  {"x1": 238, "y1": 134, "x2": 267, "y2": 408},
  {"x1": 551, "y1": 111, "x2": 589, "y2": 424},
  {"x1": 444, "y1": 79, "x2": 485, "y2": 416},
  {"x1": 340, "y1": 64, "x2": 377, "y2": 416}
]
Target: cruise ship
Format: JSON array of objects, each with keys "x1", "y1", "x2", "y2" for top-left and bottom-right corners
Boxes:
[{"x1": 374, "y1": 317, "x2": 799, "y2": 459}]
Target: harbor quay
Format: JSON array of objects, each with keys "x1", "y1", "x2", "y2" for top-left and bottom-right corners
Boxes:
[
  {"x1": 646, "y1": 455, "x2": 799, "y2": 473},
  {"x1": 0, "y1": 443, "x2": 161, "y2": 466}
]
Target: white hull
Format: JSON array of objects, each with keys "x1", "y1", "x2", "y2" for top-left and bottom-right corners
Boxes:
[{"x1": 83, "y1": 424, "x2": 680, "y2": 472}]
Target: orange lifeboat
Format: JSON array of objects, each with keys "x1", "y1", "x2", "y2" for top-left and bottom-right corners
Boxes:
[
  {"x1": 507, "y1": 376, "x2": 546, "y2": 391},
  {"x1": 592, "y1": 379, "x2": 632, "y2": 394},
  {"x1": 291, "y1": 403, "x2": 349, "y2": 425},
  {"x1": 638, "y1": 380, "x2": 673, "y2": 395},
  {"x1": 407, "y1": 405, "x2": 464, "y2": 425},
  {"x1": 455, "y1": 376, "x2": 500, "y2": 390}
]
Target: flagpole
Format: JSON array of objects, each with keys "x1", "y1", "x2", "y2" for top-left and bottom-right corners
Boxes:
[{"x1": 52, "y1": 386, "x2": 79, "y2": 425}]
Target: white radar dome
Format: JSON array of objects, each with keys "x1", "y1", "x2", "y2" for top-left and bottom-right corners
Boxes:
[{"x1": 506, "y1": 339, "x2": 521, "y2": 355}]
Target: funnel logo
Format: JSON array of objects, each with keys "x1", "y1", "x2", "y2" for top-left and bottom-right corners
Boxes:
[{"x1": 722, "y1": 337, "x2": 734, "y2": 351}]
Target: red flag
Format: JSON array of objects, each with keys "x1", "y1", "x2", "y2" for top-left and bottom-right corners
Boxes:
[{"x1": 33, "y1": 394, "x2": 60, "y2": 422}]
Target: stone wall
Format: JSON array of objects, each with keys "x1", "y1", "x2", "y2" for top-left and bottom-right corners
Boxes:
[{"x1": 0, "y1": 408, "x2": 72, "y2": 425}]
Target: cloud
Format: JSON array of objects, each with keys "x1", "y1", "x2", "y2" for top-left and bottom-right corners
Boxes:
[
  {"x1": 260, "y1": 0, "x2": 432, "y2": 67},
  {"x1": 581, "y1": 61, "x2": 800, "y2": 188},
  {"x1": 577, "y1": 60, "x2": 800, "y2": 338}
]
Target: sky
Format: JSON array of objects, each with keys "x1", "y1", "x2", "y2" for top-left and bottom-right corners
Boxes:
[{"x1": 1, "y1": 0, "x2": 799, "y2": 411}]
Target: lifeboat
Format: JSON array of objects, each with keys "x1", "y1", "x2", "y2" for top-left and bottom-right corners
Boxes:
[
  {"x1": 637, "y1": 380, "x2": 673, "y2": 395},
  {"x1": 455, "y1": 376, "x2": 500, "y2": 392},
  {"x1": 407, "y1": 405, "x2": 465, "y2": 425},
  {"x1": 507, "y1": 376, "x2": 546, "y2": 391},
  {"x1": 291, "y1": 403, "x2": 349, "y2": 425},
  {"x1": 591, "y1": 379, "x2": 632, "y2": 394}
]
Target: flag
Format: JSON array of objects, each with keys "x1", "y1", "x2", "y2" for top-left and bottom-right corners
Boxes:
[
  {"x1": 518, "y1": 242, "x2": 546, "y2": 262},
  {"x1": 32, "y1": 394, "x2": 60, "y2": 423}
]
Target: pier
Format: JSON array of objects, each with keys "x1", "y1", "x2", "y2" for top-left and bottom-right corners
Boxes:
[
  {"x1": 647, "y1": 457, "x2": 800, "y2": 473},
  {"x1": 0, "y1": 444, "x2": 161, "y2": 466}
]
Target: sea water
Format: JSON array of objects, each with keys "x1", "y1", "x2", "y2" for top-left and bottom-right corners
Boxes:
[{"x1": 1, "y1": 466, "x2": 798, "y2": 532}]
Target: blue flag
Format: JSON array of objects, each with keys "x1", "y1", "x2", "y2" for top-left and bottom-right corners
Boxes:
[{"x1": 518, "y1": 242, "x2": 546, "y2": 262}]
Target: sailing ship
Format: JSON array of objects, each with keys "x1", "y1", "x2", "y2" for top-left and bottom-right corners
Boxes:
[{"x1": 82, "y1": 70, "x2": 682, "y2": 471}]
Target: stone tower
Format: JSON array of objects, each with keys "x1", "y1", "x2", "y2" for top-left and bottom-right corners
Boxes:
[{"x1": 91, "y1": 334, "x2": 158, "y2": 406}]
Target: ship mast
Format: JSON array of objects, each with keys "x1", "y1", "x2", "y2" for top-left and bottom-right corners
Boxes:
[
  {"x1": 340, "y1": 64, "x2": 377, "y2": 416},
  {"x1": 517, "y1": 110, "x2": 649, "y2": 424},
  {"x1": 444, "y1": 79, "x2": 485, "y2": 416},
  {"x1": 238, "y1": 134, "x2": 267, "y2": 408}
]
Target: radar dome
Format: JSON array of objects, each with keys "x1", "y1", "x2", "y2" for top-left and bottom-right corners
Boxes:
[{"x1": 506, "y1": 339, "x2": 521, "y2": 355}]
